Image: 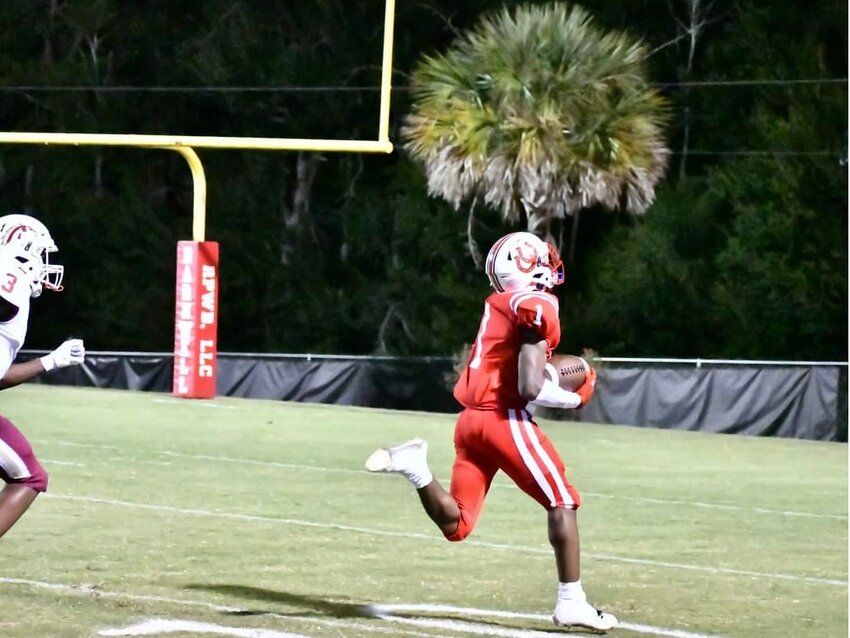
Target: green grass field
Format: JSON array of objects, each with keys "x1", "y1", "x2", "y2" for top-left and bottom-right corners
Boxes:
[{"x1": 0, "y1": 385, "x2": 846, "y2": 638}]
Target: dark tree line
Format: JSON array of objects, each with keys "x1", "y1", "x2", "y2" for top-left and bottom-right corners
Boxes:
[{"x1": 0, "y1": 0, "x2": 846, "y2": 360}]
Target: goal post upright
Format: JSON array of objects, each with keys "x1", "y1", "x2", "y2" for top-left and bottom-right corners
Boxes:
[
  {"x1": 168, "y1": 146, "x2": 207, "y2": 242},
  {"x1": 378, "y1": 0, "x2": 397, "y2": 143},
  {"x1": 0, "y1": 0, "x2": 398, "y2": 398}
]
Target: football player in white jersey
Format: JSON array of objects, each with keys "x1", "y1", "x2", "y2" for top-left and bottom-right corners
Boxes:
[{"x1": 0, "y1": 214, "x2": 86, "y2": 539}]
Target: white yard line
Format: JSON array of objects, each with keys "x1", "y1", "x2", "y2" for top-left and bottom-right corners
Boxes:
[
  {"x1": 1, "y1": 576, "x2": 725, "y2": 638},
  {"x1": 34, "y1": 438, "x2": 847, "y2": 521},
  {"x1": 43, "y1": 493, "x2": 847, "y2": 587}
]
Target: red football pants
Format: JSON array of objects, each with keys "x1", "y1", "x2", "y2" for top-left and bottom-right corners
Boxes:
[{"x1": 445, "y1": 407, "x2": 580, "y2": 541}]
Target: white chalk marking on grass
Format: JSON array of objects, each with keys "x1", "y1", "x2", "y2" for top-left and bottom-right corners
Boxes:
[
  {"x1": 581, "y1": 492, "x2": 848, "y2": 521},
  {"x1": 35, "y1": 440, "x2": 123, "y2": 452},
  {"x1": 159, "y1": 451, "x2": 365, "y2": 475},
  {"x1": 99, "y1": 618, "x2": 307, "y2": 637},
  {"x1": 45, "y1": 493, "x2": 438, "y2": 541},
  {"x1": 34, "y1": 438, "x2": 847, "y2": 521},
  {"x1": 41, "y1": 459, "x2": 85, "y2": 467},
  {"x1": 34, "y1": 441, "x2": 366, "y2": 477},
  {"x1": 0, "y1": 576, "x2": 441, "y2": 638},
  {"x1": 0, "y1": 576, "x2": 243, "y2": 612},
  {"x1": 152, "y1": 398, "x2": 240, "y2": 410},
  {"x1": 370, "y1": 603, "x2": 729, "y2": 638},
  {"x1": 44, "y1": 493, "x2": 847, "y2": 587},
  {"x1": 585, "y1": 552, "x2": 848, "y2": 586}
]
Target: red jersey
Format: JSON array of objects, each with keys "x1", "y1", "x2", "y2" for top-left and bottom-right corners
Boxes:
[{"x1": 453, "y1": 290, "x2": 561, "y2": 410}]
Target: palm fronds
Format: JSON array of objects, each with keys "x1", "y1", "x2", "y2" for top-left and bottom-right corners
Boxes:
[{"x1": 402, "y1": 3, "x2": 670, "y2": 223}]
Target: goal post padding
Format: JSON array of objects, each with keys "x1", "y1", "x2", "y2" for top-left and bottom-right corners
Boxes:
[{"x1": 173, "y1": 241, "x2": 219, "y2": 398}]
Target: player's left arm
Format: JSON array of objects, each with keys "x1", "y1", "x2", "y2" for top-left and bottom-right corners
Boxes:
[
  {"x1": 514, "y1": 295, "x2": 590, "y2": 409},
  {"x1": 525, "y1": 353, "x2": 585, "y2": 409},
  {"x1": 0, "y1": 338, "x2": 86, "y2": 390},
  {"x1": 517, "y1": 329, "x2": 548, "y2": 401},
  {"x1": 515, "y1": 293, "x2": 574, "y2": 405},
  {"x1": 0, "y1": 358, "x2": 49, "y2": 390}
]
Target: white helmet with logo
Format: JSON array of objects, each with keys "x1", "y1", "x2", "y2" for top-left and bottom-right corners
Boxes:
[
  {"x1": 0, "y1": 213, "x2": 64, "y2": 298},
  {"x1": 485, "y1": 231, "x2": 564, "y2": 293}
]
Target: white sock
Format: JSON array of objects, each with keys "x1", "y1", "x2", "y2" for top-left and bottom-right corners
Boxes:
[
  {"x1": 403, "y1": 466, "x2": 433, "y2": 489},
  {"x1": 557, "y1": 580, "x2": 586, "y2": 603}
]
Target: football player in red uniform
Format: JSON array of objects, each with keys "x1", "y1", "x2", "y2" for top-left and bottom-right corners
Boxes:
[
  {"x1": 0, "y1": 214, "x2": 85, "y2": 539},
  {"x1": 366, "y1": 231, "x2": 617, "y2": 632}
]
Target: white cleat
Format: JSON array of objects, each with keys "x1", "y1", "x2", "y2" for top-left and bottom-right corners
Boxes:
[
  {"x1": 553, "y1": 599, "x2": 618, "y2": 633},
  {"x1": 365, "y1": 437, "x2": 428, "y2": 473}
]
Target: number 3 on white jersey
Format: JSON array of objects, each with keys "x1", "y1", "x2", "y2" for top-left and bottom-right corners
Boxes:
[
  {"x1": 469, "y1": 302, "x2": 491, "y2": 369},
  {"x1": 1, "y1": 272, "x2": 17, "y2": 294}
]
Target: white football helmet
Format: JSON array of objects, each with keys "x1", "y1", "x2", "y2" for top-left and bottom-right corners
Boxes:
[
  {"x1": 0, "y1": 213, "x2": 64, "y2": 298},
  {"x1": 485, "y1": 231, "x2": 564, "y2": 293}
]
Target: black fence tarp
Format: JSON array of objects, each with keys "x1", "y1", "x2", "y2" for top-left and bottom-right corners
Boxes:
[
  {"x1": 17, "y1": 352, "x2": 848, "y2": 441},
  {"x1": 555, "y1": 363, "x2": 846, "y2": 441},
  {"x1": 216, "y1": 355, "x2": 458, "y2": 412},
  {"x1": 19, "y1": 352, "x2": 460, "y2": 413}
]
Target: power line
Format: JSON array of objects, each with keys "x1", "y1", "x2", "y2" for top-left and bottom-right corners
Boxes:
[
  {"x1": 0, "y1": 78, "x2": 846, "y2": 93},
  {"x1": 655, "y1": 78, "x2": 848, "y2": 87},
  {"x1": 674, "y1": 150, "x2": 844, "y2": 157}
]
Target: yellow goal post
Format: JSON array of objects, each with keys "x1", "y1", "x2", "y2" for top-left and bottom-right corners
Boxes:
[{"x1": 0, "y1": 0, "x2": 397, "y2": 242}]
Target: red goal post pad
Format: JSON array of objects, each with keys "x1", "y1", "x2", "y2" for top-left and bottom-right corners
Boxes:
[{"x1": 173, "y1": 241, "x2": 220, "y2": 398}]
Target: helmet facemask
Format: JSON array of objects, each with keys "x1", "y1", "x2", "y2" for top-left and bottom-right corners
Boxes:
[
  {"x1": 0, "y1": 215, "x2": 64, "y2": 298},
  {"x1": 33, "y1": 243, "x2": 64, "y2": 296}
]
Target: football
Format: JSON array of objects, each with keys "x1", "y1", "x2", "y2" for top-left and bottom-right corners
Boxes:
[{"x1": 544, "y1": 354, "x2": 589, "y2": 391}]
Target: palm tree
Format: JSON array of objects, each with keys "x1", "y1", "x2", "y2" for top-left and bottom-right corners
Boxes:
[{"x1": 402, "y1": 3, "x2": 670, "y2": 265}]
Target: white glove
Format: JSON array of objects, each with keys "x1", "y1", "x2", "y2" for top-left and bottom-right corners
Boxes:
[{"x1": 40, "y1": 338, "x2": 85, "y2": 372}]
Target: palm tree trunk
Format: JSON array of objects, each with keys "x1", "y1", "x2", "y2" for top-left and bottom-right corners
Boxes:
[
  {"x1": 567, "y1": 210, "x2": 581, "y2": 266},
  {"x1": 280, "y1": 152, "x2": 322, "y2": 266},
  {"x1": 525, "y1": 207, "x2": 555, "y2": 244},
  {"x1": 557, "y1": 219, "x2": 565, "y2": 257},
  {"x1": 466, "y1": 195, "x2": 483, "y2": 269}
]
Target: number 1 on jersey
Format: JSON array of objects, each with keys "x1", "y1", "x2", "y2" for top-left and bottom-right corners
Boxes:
[{"x1": 532, "y1": 304, "x2": 543, "y2": 326}]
